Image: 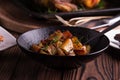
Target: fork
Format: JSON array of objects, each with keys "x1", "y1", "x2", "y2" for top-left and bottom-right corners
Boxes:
[{"x1": 55, "y1": 15, "x2": 111, "y2": 27}]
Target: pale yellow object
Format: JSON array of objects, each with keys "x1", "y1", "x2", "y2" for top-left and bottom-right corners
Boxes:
[{"x1": 61, "y1": 38, "x2": 73, "y2": 53}]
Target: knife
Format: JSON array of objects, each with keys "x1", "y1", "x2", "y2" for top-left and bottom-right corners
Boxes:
[{"x1": 91, "y1": 15, "x2": 120, "y2": 29}]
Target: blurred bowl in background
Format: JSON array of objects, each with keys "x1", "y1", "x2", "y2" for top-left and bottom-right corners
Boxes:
[{"x1": 13, "y1": 0, "x2": 120, "y2": 19}]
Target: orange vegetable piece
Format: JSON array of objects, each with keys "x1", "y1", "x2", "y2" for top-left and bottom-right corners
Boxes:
[
  {"x1": 71, "y1": 36, "x2": 83, "y2": 50},
  {"x1": 82, "y1": 0, "x2": 100, "y2": 8},
  {"x1": 75, "y1": 46, "x2": 88, "y2": 55},
  {"x1": 63, "y1": 30, "x2": 73, "y2": 39}
]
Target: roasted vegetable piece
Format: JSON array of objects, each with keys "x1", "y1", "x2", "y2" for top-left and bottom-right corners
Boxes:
[
  {"x1": 61, "y1": 38, "x2": 74, "y2": 54},
  {"x1": 68, "y1": 50, "x2": 76, "y2": 56},
  {"x1": 62, "y1": 30, "x2": 73, "y2": 39},
  {"x1": 57, "y1": 47, "x2": 66, "y2": 56},
  {"x1": 75, "y1": 46, "x2": 88, "y2": 55},
  {"x1": 49, "y1": 30, "x2": 63, "y2": 42},
  {"x1": 55, "y1": 41, "x2": 62, "y2": 47},
  {"x1": 31, "y1": 44, "x2": 41, "y2": 52},
  {"x1": 82, "y1": 0, "x2": 101, "y2": 8},
  {"x1": 45, "y1": 44, "x2": 57, "y2": 55},
  {"x1": 71, "y1": 36, "x2": 83, "y2": 50}
]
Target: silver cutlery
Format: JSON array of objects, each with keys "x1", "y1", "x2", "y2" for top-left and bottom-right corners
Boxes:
[
  {"x1": 91, "y1": 15, "x2": 120, "y2": 29},
  {"x1": 55, "y1": 15, "x2": 111, "y2": 27}
]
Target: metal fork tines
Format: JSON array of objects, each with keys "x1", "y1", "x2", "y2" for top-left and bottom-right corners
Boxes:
[{"x1": 55, "y1": 15, "x2": 112, "y2": 27}]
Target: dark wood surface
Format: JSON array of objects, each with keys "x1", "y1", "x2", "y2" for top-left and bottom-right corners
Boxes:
[
  {"x1": 0, "y1": 0, "x2": 120, "y2": 80},
  {"x1": 0, "y1": 31, "x2": 120, "y2": 80}
]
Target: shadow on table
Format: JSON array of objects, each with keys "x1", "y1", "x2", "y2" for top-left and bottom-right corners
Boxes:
[{"x1": 106, "y1": 46, "x2": 120, "y2": 60}]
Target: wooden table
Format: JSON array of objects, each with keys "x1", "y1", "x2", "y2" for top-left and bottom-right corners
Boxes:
[
  {"x1": 0, "y1": 30, "x2": 120, "y2": 80},
  {"x1": 0, "y1": 0, "x2": 120, "y2": 80}
]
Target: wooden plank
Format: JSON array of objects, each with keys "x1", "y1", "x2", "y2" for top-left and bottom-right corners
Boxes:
[
  {"x1": 0, "y1": 28, "x2": 120, "y2": 80},
  {"x1": 0, "y1": 32, "x2": 120, "y2": 80},
  {"x1": 1, "y1": 46, "x2": 120, "y2": 80},
  {"x1": 0, "y1": 46, "x2": 21, "y2": 80},
  {"x1": 8, "y1": 48, "x2": 62, "y2": 80},
  {"x1": 62, "y1": 53, "x2": 120, "y2": 80}
]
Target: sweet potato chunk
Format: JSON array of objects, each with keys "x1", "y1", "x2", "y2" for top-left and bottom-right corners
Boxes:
[
  {"x1": 72, "y1": 36, "x2": 83, "y2": 50},
  {"x1": 63, "y1": 30, "x2": 73, "y2": 39}
]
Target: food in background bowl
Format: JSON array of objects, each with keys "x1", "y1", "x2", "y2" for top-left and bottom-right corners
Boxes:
[
  {"x1": 34, "y1": 0, "x2": 101, "y2": 12},
  {"x1": 34, "y1": 0, "x2": 103, "y2": 12},
  {"x1": 17, "y1": 26, "x2": 109, "y2": 69},
  {"x1": 17, "y1": 0, "x2": 105, "y2": 13},
  {"x1": 31, "y1": 30, "x2": 91, "y2": 56}
]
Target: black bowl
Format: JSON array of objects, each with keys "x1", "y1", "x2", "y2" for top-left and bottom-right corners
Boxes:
[{"x1": 17, "y1": 26, "x2": 109, "y2": 69}]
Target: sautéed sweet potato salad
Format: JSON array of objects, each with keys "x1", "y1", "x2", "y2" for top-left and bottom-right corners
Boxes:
[{"x1": 31, "y1": 30, "x2": 91, "y2": 56}]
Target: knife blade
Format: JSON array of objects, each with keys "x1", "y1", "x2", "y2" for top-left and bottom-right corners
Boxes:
[{"x1": 91, "y1": 15, "x2": 120, "y2": 29}]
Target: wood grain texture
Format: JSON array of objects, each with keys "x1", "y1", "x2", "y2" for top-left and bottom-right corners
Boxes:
[
  {"x1": 0, "y1": 0, "x2": 120, "y2": 80},
  {"x1": 0, "y1": 32, "x2": 120, "y2": 80}
]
